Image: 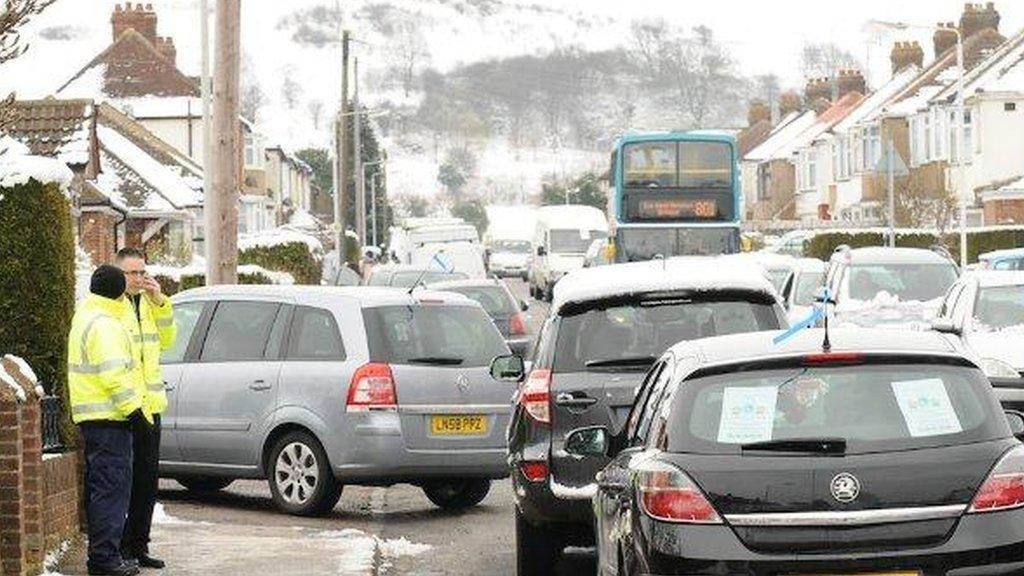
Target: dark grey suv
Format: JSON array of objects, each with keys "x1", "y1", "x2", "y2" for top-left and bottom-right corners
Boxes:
[{"x1": 504, "y1": 259, "x2": 787, "y2": 574}]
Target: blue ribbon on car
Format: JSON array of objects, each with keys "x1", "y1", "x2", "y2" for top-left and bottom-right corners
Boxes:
[{"x1": 773, "y1": 289, "x2": 831, "y2": 345}]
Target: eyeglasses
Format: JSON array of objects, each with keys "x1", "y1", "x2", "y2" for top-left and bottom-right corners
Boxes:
[{"x1": 124, "y1": 270, "x2": 148, "y2": 277}]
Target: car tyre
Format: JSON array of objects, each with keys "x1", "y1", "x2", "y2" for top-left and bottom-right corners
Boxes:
[
  {"x1": 176, "y1": 476, "x2": 234, "y2": 493},
  {"x1": 267, "y1": 431, "x2": 342, "y2": 517},
  {"x1": 422, "y1": 479, "x2": 491, "y2": 510},
  {"x1": 516, "y1": 508, "x2": 562, "y2": 576}
]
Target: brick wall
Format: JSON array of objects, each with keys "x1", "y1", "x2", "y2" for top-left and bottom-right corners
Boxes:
[
  {"x1": 0, "y1": 362, "x2": 81, "y2": 576},
  {"x1": 984, "y1": 198, "x2": 1024, "y2": 224},
  {"x1": 80, "y1": 210, "x2": 119, "y2": 265}
]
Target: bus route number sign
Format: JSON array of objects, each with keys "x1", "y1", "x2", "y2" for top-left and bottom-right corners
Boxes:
[{"x1": 637, "y1": 198, "x2": 718, "y2": 220}]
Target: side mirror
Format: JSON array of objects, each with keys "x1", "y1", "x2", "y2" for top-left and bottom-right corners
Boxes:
[
  {"x1": 1006, "y1": 410, "x2": 1024, "y2": 441},
  {"x1": 931, "y1": 318, "x2": 961, "y2": 336},
  {"x1": 490, "y1": 354, "x2": 525, "y2": 382},
  {"x1": 536, "y1": 246, "x2": 547, "y2": 257},
  {"x1": 520, "y1": 300, "x2": 530, "y2": 312},
  {"x1": 564, "y1": 426, "x2": 610, "y2": 458}
]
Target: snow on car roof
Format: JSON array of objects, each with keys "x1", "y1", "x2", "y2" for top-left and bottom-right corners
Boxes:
[
  {"x1": 536, "y1": 205, "x2": 608, "y2": 231},
  {"x1": 964, "y1": 270, "x2": 1024, "y2": 288},
  {"x1": 670, "y1": 328, "x2": 962, "y2": 368},
  {"x1": 550, "y1": 257, "x2": 777, "y2": 315},
  {"x1": 794, "y1": 257, "x2": 826, "y2": 272},
  {"x1": 174, "y1": 284, "x2": 477, "y2": 307},
  {"x1": 838, "y1": 247, "x2": 954, "y2": 265},
  {"x1": 721, "y1": 252, "x2": 799, "y2": 272}
]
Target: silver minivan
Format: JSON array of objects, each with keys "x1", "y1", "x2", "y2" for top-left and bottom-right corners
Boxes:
[{"x1": 159, "y1": 285, "x2": 513, "y2": 516}]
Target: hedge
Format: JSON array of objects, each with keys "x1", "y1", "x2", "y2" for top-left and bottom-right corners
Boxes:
[
  {"x1": 805, "y1": 227, "x2": 1024, "y2": 263},
  {"x1": 0, "y1": 178, "x2": 75, "y2": 439},
  {"x1": 154, "y1": 270, "x2": 276, "y2": 296},
  {"x1": 240, "y1": 242, "x2": 321, "y2": 285}
]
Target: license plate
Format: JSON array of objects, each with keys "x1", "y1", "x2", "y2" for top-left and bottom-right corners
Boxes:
[{"x1": 429, "y1": 415, "x2": 488, "y2": 436}]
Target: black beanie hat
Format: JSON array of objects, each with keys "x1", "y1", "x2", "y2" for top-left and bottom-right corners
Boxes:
[{"x1": 90, "y1": 265, "x2": 126, "y2": 300}]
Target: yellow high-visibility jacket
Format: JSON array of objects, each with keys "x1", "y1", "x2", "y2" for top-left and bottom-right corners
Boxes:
[
  {"x1": 123, "y1": 295, "x2": 176, "y2": 418},
  {"x1": 67, "y1": 295, "x2": 144, "y2": 424}
]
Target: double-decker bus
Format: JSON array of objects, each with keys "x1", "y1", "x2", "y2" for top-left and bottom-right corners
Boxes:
[{"x1": 607, "y1": 132, "x2": 741, "y2": 262}]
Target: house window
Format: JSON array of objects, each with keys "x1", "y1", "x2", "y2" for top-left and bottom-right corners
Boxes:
[
  {"x1": 244, "y1": 133, "x2": 264, "y2": 169},
  {"x1": 1006, "y1": 102, "x2": 1017, "y2": 112},
  {"x1": 924, "y1": 112, "x2": 933, "y2": 161},
  {"x1": 964, "y1": 109, "x2": 974, "y2": 163},
  {"x1": 867, "y1": 126, "x2": 881, "y2": 169},
  {"x1": 806, "y1": 150, "x2": 817, "y2": 190}
]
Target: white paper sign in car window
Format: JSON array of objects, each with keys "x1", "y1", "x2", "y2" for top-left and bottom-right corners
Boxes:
[
  {"x1": 891, "y1": 378, "x2": 963, "y2": 438},
  {"x1": 718, "y1": 387, "x2": 778, "y2": 444}
]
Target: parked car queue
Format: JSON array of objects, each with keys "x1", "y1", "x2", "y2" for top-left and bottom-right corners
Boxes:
[{"x1": 156, "y1": 246, "x2": 1024, "y2": 575}]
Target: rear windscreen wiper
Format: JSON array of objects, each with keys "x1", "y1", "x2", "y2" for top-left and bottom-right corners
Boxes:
[
  {"x1": 585, "y1": 356, "x2": 658, "y2": 369},
  {"x1": 740, "y1": 438, "x2": 847, "y2": 454},
  {"x1": 407, "y1": 357, "x2": 465, "y2": 366}
]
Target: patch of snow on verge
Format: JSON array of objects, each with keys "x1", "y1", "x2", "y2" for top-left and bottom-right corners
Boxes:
[
  {"x1": 41, "y1": 539, "x2": 71, "y2": 576},
  {"x1": 151, "y1": 502, "x2": 210, "y2": 526}
]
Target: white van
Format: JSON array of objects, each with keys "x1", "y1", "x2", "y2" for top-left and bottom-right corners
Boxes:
[
  {"x1": 388, "y1": 218, "x2": 480, "y2": 264},
  {"x1": 528, "y1": 205, "x2": 609, "y2": 301},
  {"x1": 412, "y1": 241, "x2": 487, "y2": 279}
]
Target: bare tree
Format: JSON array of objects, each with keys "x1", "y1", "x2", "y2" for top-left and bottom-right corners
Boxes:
[
  {"x1": 629, "y1": 20, "x2": 742, "y2": 128},
  {"x1": 0, "y1": 0, "x2": 56, "y2": 130},
  {"x1": 307, "y1": 99, "x2": 324, "y2": 129},
  {"x1": 280, "y1": 65, "x2": 302, "y2": 110},
  {"x1": 241, "y1": 82, "x2": 265, "y2": 122},
  {"x1": 388, "y1": 16, "x2": 429, "y2": 97},
  {"x1": 802, "y1": 42, "x2": 861, "y2": 80}
]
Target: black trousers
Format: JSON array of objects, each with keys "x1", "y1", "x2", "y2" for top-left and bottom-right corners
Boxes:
[
  {"x1": 122, "y1": 414, "x2": 161, "y2": 557},
  {"x1": 81, "y1": 422, "x2": 133, "y2": 570}
]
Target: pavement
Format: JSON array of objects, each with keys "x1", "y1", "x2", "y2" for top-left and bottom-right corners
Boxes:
[{"x1": 49, "y1": 280, "x2": 595, "y2": 576}]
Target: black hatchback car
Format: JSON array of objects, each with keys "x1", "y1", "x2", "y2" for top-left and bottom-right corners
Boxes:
[
  {"x1": 565, "y1": 328, "x2": 1024, "y2": 576},
  {"x1": 503, "y1": 259, "x2": 786, "y2": 574}
]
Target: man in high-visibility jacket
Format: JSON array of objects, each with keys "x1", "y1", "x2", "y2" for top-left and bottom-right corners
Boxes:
[
  {"x1": 69, "y1": 265, "x2": 146, "y2": 576},
  {"x1": 115, "y1": 247, "x2": 175, "y2": 571}
]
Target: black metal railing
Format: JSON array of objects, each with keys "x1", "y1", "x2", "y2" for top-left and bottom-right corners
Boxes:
[{"x1": 40, "y1": 395, "x2": 65, "y2": 453}]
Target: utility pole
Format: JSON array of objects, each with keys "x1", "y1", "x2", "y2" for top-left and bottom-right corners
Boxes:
[
  {"x1": 206, "y1": 0, "x2": 240, "y2": 284},
  {"x1": 354, "y1": 57, "x2": 366, "y2": 246},
  {"x1": 370, "y1": 172, "x2": 379, "y2": 247},
  {"x1": 333, "y1": 30, "x2": 351, "y2": 265},
  {"x1": 199, "y1": 0, "x2": 212, "y2": 253},
  {"x1": 887, "y1": 139, "x2": 895, "y2": 248}
]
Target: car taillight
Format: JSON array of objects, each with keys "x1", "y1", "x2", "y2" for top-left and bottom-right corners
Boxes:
[
  {"x1": 519, "y1": 368, "x2": 551, "y2": 424},
  {"x1": 638, "y1": 461, "x2": 722, "y2": 524},
  {"x1": 510, "y1": 312, "x2": 528, "y2": 336},
  {"x1": 520, "y1": 461, "x2": 548, "y2": 482},
  {"x1": 969, "y1": 446, "x2": 1024, "y2": 514},
  {"x1": 347, "y1": 362, "x2": 398, "y2": 412}
]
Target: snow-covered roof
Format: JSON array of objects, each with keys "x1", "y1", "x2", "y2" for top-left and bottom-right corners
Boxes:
[
  {"x1": 94, "y1": 150, "x2": 177, "y2": 214},
  {"x1": 744, "y1": 110, "x2": 817, "y2": 162},
  {"x1": 833, "y1": 66, "x2": 922, "y2": 133},
  {"x1": 773, "y1": 93, "x2": 864, "y2": 158},
  {"x1": 885, "y1": 85, "x2": 945, "y2": 117},
  {"x1": 97, "y1": 125, "x2": 202, "y2": 210},
  {"x1": 933, "y1": 27, "x2": 1024, "y2": 101},
  {"x1": 550, "y1": 257, "x2": 778, "y2": 315},
  {"x1": 536, "y1": 205, "x2": 608, "y2": 231}
]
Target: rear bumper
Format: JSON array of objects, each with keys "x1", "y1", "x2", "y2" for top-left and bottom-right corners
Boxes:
[
  {"x1": 329, "y1": 412, "x2": 509, "y2": 484},
  {"x1": 512, "y1": 467, "x2": 594, "y2": 527},
  {"x1": 638, "y1": 508, "x2": 1024, "y2": 575}
]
